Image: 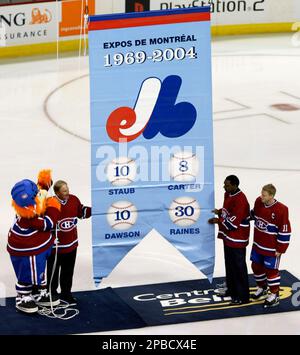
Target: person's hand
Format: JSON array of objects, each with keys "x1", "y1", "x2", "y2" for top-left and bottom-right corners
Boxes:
[
  {"x1": 208, "y1": 217, "x2": 219, "y2": 224},
  {"x1": 212, "y1": 209, "x2": 220, "y2": 215},
  {"x1": 275, "y1": 252, "x2": 282, "y2": 257}
]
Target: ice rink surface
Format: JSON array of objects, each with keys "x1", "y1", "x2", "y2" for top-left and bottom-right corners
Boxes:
[{"x1": 0, "y1": 33, "x2": 300, "y2": 334}]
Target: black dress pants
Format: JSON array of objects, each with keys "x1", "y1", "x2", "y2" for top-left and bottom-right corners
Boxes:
[
  {"x1": 47, "y1": 249, "x2": 77, "y2": 296},
  {"x1": 224, "y1": 244, "x2": 249, "y2": 302}
]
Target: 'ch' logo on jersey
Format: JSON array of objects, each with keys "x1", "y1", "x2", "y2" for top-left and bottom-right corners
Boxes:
[
  {"x1": 58, "y1": 218, "x2": 77, "y2": 232},
  {"x1": 106, "y1": 75, "x2": 197, "y2": 143},
  {"x1": 256, "y1": 218, "x2": 268, "y2": 231}
]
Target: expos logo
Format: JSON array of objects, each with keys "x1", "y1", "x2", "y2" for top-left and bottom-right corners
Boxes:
[
  {"x1": 57, "y1": 218, "x2": 77, "y2": 232},
  {"x1": 106, "y1": 75, "x2": 197, "y2": 143}
]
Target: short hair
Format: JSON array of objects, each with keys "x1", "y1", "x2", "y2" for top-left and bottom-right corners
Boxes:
[
  {"x1": 225, "y1": 175, "x2": 240, "y2": 187},
  {"x1": 262, "y1": 184, "x2": 276, "y2": 196},
  {"x1": 53, "y1": 180, "x2": 68, "y2": 194}
]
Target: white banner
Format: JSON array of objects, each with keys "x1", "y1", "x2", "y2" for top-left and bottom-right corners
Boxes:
[{"x1": 0, "y1": 2, "x2": 61, "y2": 47}]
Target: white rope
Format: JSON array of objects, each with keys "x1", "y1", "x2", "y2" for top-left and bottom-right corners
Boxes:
[
  {"x1": 38, "y1": 299, "x2": 79, "y2": 320},
  {"x1": 56, "y1": 0, "x2": 59, "y2": 61},
  {"x1": 78, "y1": 0, "x2": 85, "y2": 63},
  {"x1": 83, "y1": 0, "x2": 89, "y2": 56},
  {"x1": 37, "y1": 238, "x2": 79, "y2": 320}
]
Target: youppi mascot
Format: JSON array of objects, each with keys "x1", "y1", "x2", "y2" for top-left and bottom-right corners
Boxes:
[{"x1": 7, "y1": 170, "x2": 61, "y2": 314}]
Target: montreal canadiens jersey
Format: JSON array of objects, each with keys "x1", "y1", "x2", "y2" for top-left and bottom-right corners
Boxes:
[
  {"x1": 7, "y1": 206, "x2": 60, "y2": 257},
  {"x1": 251, "y1": 197, "x2": 291, "y2": 256},
  {"x1": 217, "y1": 189, "x2": 250, "y2": 248},
  {"x1": 54, "y1": 194, "x2": 91, "y2": 254}
]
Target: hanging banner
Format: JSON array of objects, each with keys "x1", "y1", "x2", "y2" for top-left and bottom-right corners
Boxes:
[{"x1": 89, "y1": 7, "x2": 215, "y2": 285}]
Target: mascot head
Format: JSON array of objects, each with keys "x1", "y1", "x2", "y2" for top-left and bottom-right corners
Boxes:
[
  {"x1": 11, "y1": 170, "x2": 53, "y2": 219},
  {"x1": 11, "y1": 179, "x2": 38, "y2": 207}
]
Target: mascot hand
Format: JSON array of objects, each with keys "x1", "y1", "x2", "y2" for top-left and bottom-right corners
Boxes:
[
  {"x1": 37, "y1": 169, "x2": 53, "y2": 191},
  {"x1": 46, "y1": 196, "x2": 61, "y2": 212},
  {"x1": 35, "y1": 189, "x2": 48, "y2": 214}
]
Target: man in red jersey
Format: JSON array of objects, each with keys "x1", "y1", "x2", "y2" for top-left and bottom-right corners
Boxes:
[
  {"x1": 47, "y1": 180, "x2": 91, "y2": 305},
  {"x1": 209, "y1": 175, "x2": 250, "y2": 304},
  {"x1": 250, "y1": 184, "x2": 291, "y2": 308}
]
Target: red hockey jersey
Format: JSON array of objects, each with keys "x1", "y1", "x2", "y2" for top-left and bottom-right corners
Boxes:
[
  {"x1": 7, "y1": 206, "x2": 60, "y2": 257},
  {"x1": 54, "y1": 194, "x2": 91, "y2": 254},
  {"x1": 251, "y1": 197, "x2": 291, "y2": 256},
  {"x1": 217, "y1": 190, "x2": 250, "y2": 248}
]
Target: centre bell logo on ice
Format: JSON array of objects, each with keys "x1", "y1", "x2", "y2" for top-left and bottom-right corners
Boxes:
[
  {"x1": 132, "y1": 287, "x2": 231, "y2": 311},
  {"x1": 106, "y1": 75, "x2": 197, "y2": 143}
]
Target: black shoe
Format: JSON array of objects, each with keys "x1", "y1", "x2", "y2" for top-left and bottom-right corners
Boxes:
[
  {"x1": 60, "y1": 293, "x2": 77, "y2": 306},
  {"x1": 35, "y1": 289, "x2": 60, "y2": 307},
  {"x1": 16, "y1": 295, "x2": 38, "y2": 314}
]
